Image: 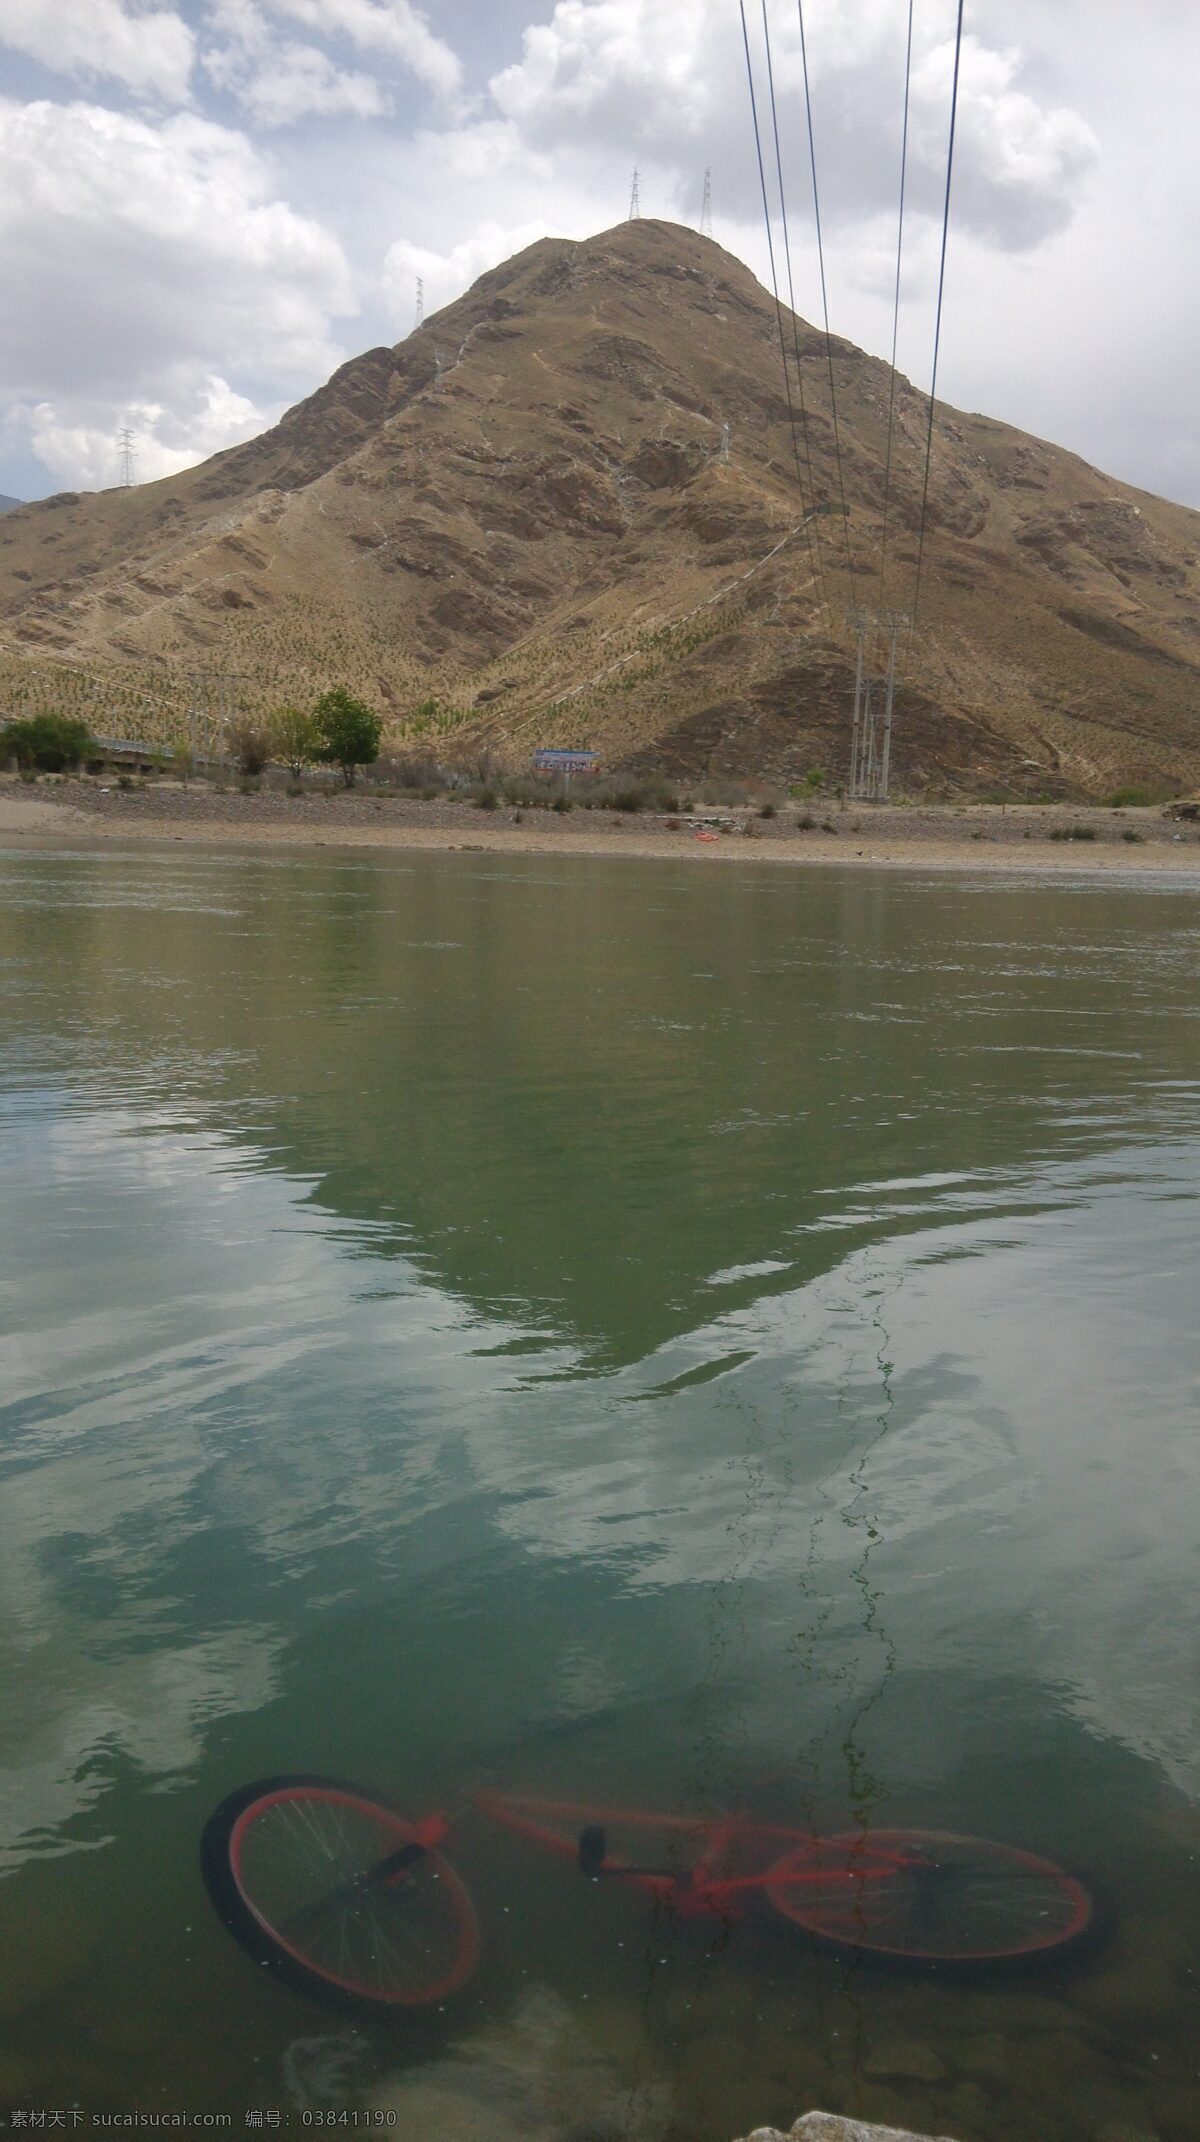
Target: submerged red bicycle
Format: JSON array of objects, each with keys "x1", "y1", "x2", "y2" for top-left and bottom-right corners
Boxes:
[{"x1": 200, "y1": 1774, "x2": 1101, "y2": 2011}]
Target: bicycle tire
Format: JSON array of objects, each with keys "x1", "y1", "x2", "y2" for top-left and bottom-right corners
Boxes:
[
  {"x1": 764, "y1": 1827, "x2": 1100, "y2": 1976},
  {"x1": 200, "y1": 1775, "x2": 481, "y2": 2010}
]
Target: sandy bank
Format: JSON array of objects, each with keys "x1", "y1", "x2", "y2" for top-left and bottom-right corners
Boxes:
[{"x1": 3, "y1": 780, "x2": 1200, "y2": 878}]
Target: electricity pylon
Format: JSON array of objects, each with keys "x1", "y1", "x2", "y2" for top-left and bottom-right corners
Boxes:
[{"x1": 848, "y1": 610, "x2": 908, "y2": 800}]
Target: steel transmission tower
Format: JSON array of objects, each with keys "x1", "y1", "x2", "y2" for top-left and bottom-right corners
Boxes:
[
  {"x1": 415, "y1": 277, "x2": 424, "y2": 327},
  {"x1": 700, "y1": 168, "x2": 712, "y2": 238},
  {"x1": 117, "y1": 427, "x2": 137, "y2": 489},
  {"x1": 185, "y1": 670, "x2": 250, "y2": 767},
  {"x1": 628, "y1": 168, "x2": 640, "y2": 219},
  {"x1": 847, "y1": 610, "x2": 908, "y2": 801}
]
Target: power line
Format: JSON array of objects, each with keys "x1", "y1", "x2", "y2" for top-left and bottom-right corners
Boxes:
[
  {"x1": 759, "y1": 0, "x2": 830, "y2": 621},
  {"x1": 876, "y1": 0, "x2": 914, "y2": 638},
  {"x1": 795, "y1": 0, "x2": 857, "y2": 606},
  {"x1": 911, "y1": 0, "x2": 966, "y2": 631},
  {"x1": 737, "y1": 0, "x2": 827, "y2": 624}
]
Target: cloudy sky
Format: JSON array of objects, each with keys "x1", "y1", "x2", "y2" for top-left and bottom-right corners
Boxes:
[{"x1": 1, "y1": 0, "x2": 1196, "y2": 509}]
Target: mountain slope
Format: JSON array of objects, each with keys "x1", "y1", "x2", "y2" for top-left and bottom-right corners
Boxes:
[{"x1": 2, "y1": 219, "x2": 1198, "y2": 797}]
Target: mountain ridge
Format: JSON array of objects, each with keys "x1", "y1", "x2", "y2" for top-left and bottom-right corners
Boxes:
[{"x1": 2, "y1": 219, "x2": 1198, "y2": 797}]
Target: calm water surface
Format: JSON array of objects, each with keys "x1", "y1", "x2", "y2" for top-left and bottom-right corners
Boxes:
[{"x1": 1, "y1": 846, "x2": 1198, "y2": 2140}]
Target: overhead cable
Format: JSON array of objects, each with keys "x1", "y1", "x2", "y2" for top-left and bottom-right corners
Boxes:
[
  {"x1": 911, "y1": 0, "x2": 966, "y2": 631},
  {"x1": 795, "y1": 0, "x2": 858, "y2": 606},
  {"x1": 877, "y1": 0, "x2": 914, "y2": 638},
  {"x1": 759, "y1": 0, "x2": 830, "y2": 621},
  {"x1": 738, "y1": 0, "x2": 828, "y2": 622}
]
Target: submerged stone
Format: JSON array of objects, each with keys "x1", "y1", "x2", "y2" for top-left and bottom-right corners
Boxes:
[{"x1": 734, "y1": 2115, "x2": 960, "y2": 2142}]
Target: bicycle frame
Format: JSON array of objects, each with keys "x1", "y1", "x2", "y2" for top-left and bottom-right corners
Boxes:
[{"x1": 471, "y1": 1788, "x2": 913, "y2": 1920}]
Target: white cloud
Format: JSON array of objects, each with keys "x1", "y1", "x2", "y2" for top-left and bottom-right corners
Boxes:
[
  {"x1": 913, "y1": 33, "x2": 1098, "y2": 250},
  {"x1": 489, "y1": 0, "x2": 1097, "y2": 255},
  {"x1": 22, "y1": 373, "x2": 273, "y2": 490},
  {"x1": 264, "y1": 0, "x2": 462, "y2": 96},
  {"x1": 204, "y1": 1, "x2": 387, "y2": 126},
  {"x1": 381, "y1": 217, "x2": 550, "y2": 327},
  {"x1": 0, "y1": 99, "x2": 355, "y2": 402},
  {"x1": 0, "y1": 0, "x2": 195, "y2": 103}
]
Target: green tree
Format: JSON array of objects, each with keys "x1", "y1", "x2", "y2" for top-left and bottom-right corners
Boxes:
[
  {"x1": 312, "y1": 689, "x2": 382, "y2": 787},
  {"x1": 270, "y1": 704, "x2": 319, "y2": 780},
  {"x1": 1, "y1": 714, "x2": 93, "y2": 771}
]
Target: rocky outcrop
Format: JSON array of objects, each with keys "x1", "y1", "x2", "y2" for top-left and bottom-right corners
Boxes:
[{"x1": 735, "y1": 2115, "x2": 959, "y2": 2142}]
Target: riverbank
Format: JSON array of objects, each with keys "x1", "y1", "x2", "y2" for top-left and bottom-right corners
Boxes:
[{"x1": 3, "y1": 776, "x2": 1200, "y2": 876}]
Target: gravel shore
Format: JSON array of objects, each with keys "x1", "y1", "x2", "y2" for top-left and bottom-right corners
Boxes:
[{"x1": 3, "y1": 776, "x2": 1200, "y2": 876}]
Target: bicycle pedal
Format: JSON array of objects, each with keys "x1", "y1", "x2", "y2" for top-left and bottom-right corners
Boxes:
[{"x1": 578, "y1": 1824, "x2": 607, "y2": 1876}]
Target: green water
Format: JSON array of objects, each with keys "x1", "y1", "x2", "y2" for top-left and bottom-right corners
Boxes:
[{"x1": 1, "y1": 845, "x2": 1198, "y2": 2140}]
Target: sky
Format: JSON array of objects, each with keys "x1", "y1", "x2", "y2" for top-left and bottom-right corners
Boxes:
[{"x1": 1, "y1": 0, "x2": 1197, "y2": 509}]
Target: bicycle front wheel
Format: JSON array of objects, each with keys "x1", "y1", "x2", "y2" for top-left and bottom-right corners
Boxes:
[
  {"x1": 764, "y1": 1828, "x2": 1099, "y2": 1975},
  {"x1": 201, "y1": 1775, "x2": 481, "y2": 2009}
]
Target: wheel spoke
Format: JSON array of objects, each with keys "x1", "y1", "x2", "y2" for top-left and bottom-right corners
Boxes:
[
  {"x1": 765, "y1": 1828, "x2": 1093, "y2": 1969},
  {"x1": 205, "y1": 1777, "x2": 479, "y2": 2006}
]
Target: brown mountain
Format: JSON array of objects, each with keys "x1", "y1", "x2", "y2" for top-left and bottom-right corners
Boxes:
[{"x1": 2, "y1": 218, "x2": 1198, "y2": 797}]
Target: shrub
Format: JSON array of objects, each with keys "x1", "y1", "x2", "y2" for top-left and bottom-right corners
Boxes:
[
  {"x1": 1049, "y1": 823, "x2": 1098, "y2": 841},
  {"x1": 1105, "y1": 785, "x2": 1155, "y2": 808},
  {"x1": 596, "y1": 774, "x2": 680, "y2": 814},
  {"x1": 758, "y1": 801, "x2": 777, "y2": 819},
  {"x1": 1121, "y1": 828, "x2": 1144, "y2": 843},
  {"x1": 1, "y1": 713, "x2": 93, "y2": 771},
  {"x1": 552, "y1": 793, "x2": 573, "y2": 813},
  {"x1": 229, "y1": 722, "x2": 272, "y2": 777},
  {"x1": 477, "y1": 786, "x2": 499, "y2": 811},
  {"x1": 796, "y1": 811, "x2": 816, "y2": 830},
  {"x1": 312, "y1": 688, "x2": 382, "y2": 788},
  {"x1": 386, "y1": 753, "x2": 444, "y2": 791}
]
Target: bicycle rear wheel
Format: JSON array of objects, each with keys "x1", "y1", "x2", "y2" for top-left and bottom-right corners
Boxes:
[
  {"x1": 201, "y1": 1775, "x2": 481, "y2": 2009},
  {"x1": 765, "y1": 1828, "x2": 1099, "y2": 1976}
]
